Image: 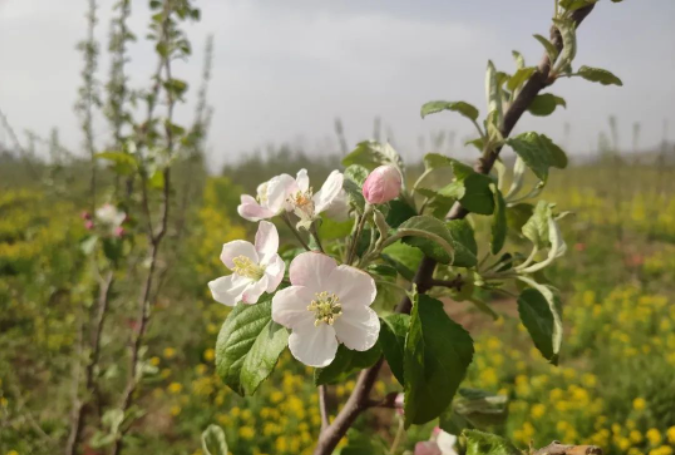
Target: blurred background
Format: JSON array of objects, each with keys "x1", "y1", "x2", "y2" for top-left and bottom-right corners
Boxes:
[{"x1": 1, "y1": 1, "x2": 675, "y2": 455}]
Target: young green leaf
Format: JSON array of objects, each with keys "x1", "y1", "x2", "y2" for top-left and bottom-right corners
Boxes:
[
  {"x1": 314, "y1": 343, "x2": 382, "y2": 385},
  {"x1": 342, "y1": 141, "x2": 403, "y2": 171},
  {"x1": 506, "y1": 132, "x2": 567, "y2": 182},
  {"x1": 215, "y1": 300, "x2": 288, "y2": 396},
  {"x1": 533, "y1": 34, "x2": 559, "y2": 63},
  {"x1": 560, "y1": 0, "x2": 597, "y2": 11},
  {"x1": 485, "y1": 61, "x2": 503, "y2": 126},
  {"x1": 527, "y1": 93, "x2": 567, "y2": 117},
  {"x1": 577, "y1": 65, "x2": 623, "y2": 86},
  {"x1": 399, "y1": 215, "x2": 456, "y2": 264},
  {"x1": 463, "y1": 429, "x2": 521, "y2": 455},
  {"x1": 517, "y1": 282, "x2": 563, "y2": 365},
  {"x1": 512, "y1": 50, "x2": 525, "y2": 69},
  {"x1": 522, "y1": 201, "x2": 554, "y2": 249},
  {"x1": 440, "y1": 389, "x2": 509, "y2": 433},
  {"x1": 459, "y1": 173, "x2": 495, "y2": 215},
  {"x1": 507, "y1": 67, "x2": 536, "y2": 93},
  {"x1": 490, "y1": 184, "x2": 507, "y2": 255},
  {"x1": 379, "y1": 314, "x2": 410, "y2": 386},
  {"x1": 420, "y1": 101, "x2": 480, "y2": 122},
  {"x1": 423, "y1": 153, "x2": 474, "y2": 180},
  {"x1": 202, "y1": 425, "x2": 228, "y2": 455},
  {"x1": 553, "y1": 19, "x2": 577, "y2": 75},
  {"x1": 446, "y1": 219, "x2": 478, "y2": 268},
  {"x1": 404, "y1": 295, "x2": 474, "y2": 426}
]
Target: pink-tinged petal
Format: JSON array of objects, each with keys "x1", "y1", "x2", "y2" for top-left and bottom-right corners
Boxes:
[
  {"x1": 264, "y1": 254, "x2": 286, "y2": 293},
  {"x1": 323, "y1": 189, "x2": 350, "y2": 221},
  {"x1": 242, "y1": 275, "x2": 268, "y2": 304},
  {"x1": 415, "y1": 442, "x2": 442, "y2": 455},
  {"x1": 333, "y1": 305, "x2": 380, "y2": 351},
  {"x1": 266, "y1": 174, "x2": 297, "y2": 213},
  {"x1": 326, "y1": 265, "x2": 377, "y2": 308},
  {"x1": 220, "y1": 240, "x2": 258, "y2": 270},
  {"x1": 255, "y1": 221, "x2": 279, "y2": 264},
  {"x1": 313, "y1": 170, "x2": 344, "y2": 214},
  {"x1": 436, "y1": 431, "x2": 458, "y2": 455},
  {"x1": 289, "y1": 252, "x2": 337, "y2": 291},
  {"x1": 288, "y1": 318, "x2": 338, "y2": 367},
  {"x1": 296, "y1": 168, "x2": 310, "y2": 192},
  {"x1": 208, "y1": 274, "x2": 251, "y2": 306},
  {"x1": 362, "y1": 165, "x2": 402, "y2": 204},
  {"x1": 238, "y1": 195, "x2": 275, "y2": 221},
  {"x1": 272, "y1": 286, "x2": 315, "y2": 329}
]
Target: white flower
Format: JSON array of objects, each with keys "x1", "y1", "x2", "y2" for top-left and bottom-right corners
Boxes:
[
  {"x1": 237, "y1": 169, "x2": 349, "y2": 223},
  {"x1": 95, "y1": 203, "x2": 126, "y2": 227},
  {"x1": 271, "y1": 252, "x2": 379, "y2": 367},
  {"x1": 436, "y1": 431, "x2": 458, "y2": 455},
  {"x1": 208, "y1": 221, "x2": 285, "y2": 306}
]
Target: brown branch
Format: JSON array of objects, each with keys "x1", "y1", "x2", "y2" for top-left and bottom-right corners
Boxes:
[
  {"x1": 312, "y1": 5, "x2": 596, "y2": 455},
  {"x1": 318, "y1": 385, "x2": 330, "y2": 431},
  {"x1": 429, "y1": 275, "x2": 464, "y2": 291}
]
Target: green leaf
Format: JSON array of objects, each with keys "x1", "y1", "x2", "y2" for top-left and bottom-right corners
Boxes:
[
  {"x1": 315, "y1": 343, "x2": 382, "y2": 385},
  {"x1": 164, "y1": 78, "x2": 188, "y2": 98},
  {"x1": 506, "y1": 203, "x2": 534, "y2": 235},
  {"x1": 386, "y1": 199, "x2": 417, "y2": 228},
  {"x1": 399, "y1": 216, "x2": 455, "y2": 264},
  {"x1": 527, "y1": 93, "x2": 567, "y2": 117},
  {"x1": 446, "y1": 219, "x2": 478, "y2": 268},
  {"x1": 343, "y1": 165, "x2": 368, "y2": 211},
  {"x1": 460, "y1": 174, "x2": 495, "y2": 215},
  {"x1": 342, "y1": 141, "x2": 402, "y2": 171},
  {"x1": 215, "y1": 300, "x2": 288, "y2": 395},
  {"x1": 318, "y1": 217, "x2": 354, "y2": 240},
  {"x1": 507, "y1": 67, "x2": 536, "y2": 92},
  {"x1": 423, "y1": 153, "x2": 474, "y2": 180},
  {"x1": 379, "y1": 314, "x2": 409, "y2": 386},
  {"x1": 506, "y1": 132, "x2": 567, "y2": 182},
  {"x1": 95, "y1": 151, "x2": 137, "y2": 175},
  {"x1": 440, "y1": 389, "x2": 508, "y2": 433},
  {"x1": 560, "y1": 0, "x2": 597, "y2": 11},
  {"x1": 372, "y1": 279, "x2": 406, "y2": 313},
  {"x1": 512, "y1": 50, "x2": 525, "y2": 70},
  {"x1": 201, "y1": 425, "x2": 228, "y2": 455},
  {"x1": 533, "y1": 34, "x2": 559, "y2": 63},
  {"x1": 553, "y1": 19, "x2": 577, "y2": 74},
  {"x1": 522, "y1": 201, "x2": 554, "y2": 249},
  {"x1": 490, "y1": 185, "x2": 507, "y2": 255},
  {"x1": 420, "y1": 101, "x2": 480, "y2": 122},
  {"x1": 463, "y1": 429, "x2": 520, "y2": 455},
  {"x1": 577, "y1": 65, "x2": 623, "y2": 86},
  {"x1": 485, "y1": 61, "x2": 503, "y2": 125},
  {"x1": 404, "y1": 295, "x2": 474, "y2": 427},
  {"x1": 381, "y1": 242, "x2": 423, "y2": 281},
  {"x1": 344, "y1": 164, "x2": 369, "y2": 185},
  {"x1": 517, "y1": 284, "x2": 563, "y2": 365}
]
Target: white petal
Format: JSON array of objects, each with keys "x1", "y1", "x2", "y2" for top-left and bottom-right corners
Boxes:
[
  {"x1": 272, "y1": 285, "x2": 315, "y2": 328},
  {"x1": 326, "y1": 265, "x2": 377, "y2": 308},
  {"x1": 437, "y1": 431, "x2": 458, "y2": 455},
  {"x1": 333, "y1": 305, "x2": 380, "y2": 352},
  {"x1": 208, "y1": 275, "x2": 251, "y2": 306},
  {"x1": 242, "y1": 275, "x2": 268, "y2": 304},
  {"x1": 313, "y1": 170, "x2": 344, "y2": 214},
  {"x1": 264, "y1": 254, "x2": 286, "y2": 293},
  {"x1": 266, "y1": 174, "x2": 296, "y2": 213},
  {"x1": 220, "y1": 240, "x2": 258, "y2": 270},
  {"x1": 296, "y1": 168, "x2": 310, "y2": 192},
  {"x1": 238, "y1": 195, "x2": 275, "y2": 221},
  {"x1": 323, "y1": 189, "x2": 351, "y2": 222},
  {"x1": 289, "y1": 251, "x2": 337, "y2": 291},
  {"x1": 255, "y1": 221, "x2": 279, "y2": 265},
  {"x1": 288, "y1": 318, "x2": 338, "y2": 368}
]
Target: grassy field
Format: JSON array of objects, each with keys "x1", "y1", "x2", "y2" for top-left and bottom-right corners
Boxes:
[{"x1": 1, "y1": 150, "x2": 675, "y2": 455}]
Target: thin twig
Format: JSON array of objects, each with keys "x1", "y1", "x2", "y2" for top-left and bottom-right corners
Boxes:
[
  {"x1": 318, "y1": 385, "x2": 330, "y2": 431},
  {"x1": 282, "y1": 213, "x2": 311, "y2": 251},
  {"x1": 312, "y1": 6, "x2": 597, "y2": 454}
]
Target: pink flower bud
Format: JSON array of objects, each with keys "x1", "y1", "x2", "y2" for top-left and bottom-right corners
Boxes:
[
  {"x1": 85, "y1": 220, "x2": 95, "y2": 230},
  {"x1": 81, "y1": 211, "x2": 92, "y2": 220},
  {"x1": 362, "y1": 165, "x2": 401, "y2": 204},
  {"x1": 114, "y1": 226, "x2": 125, "y2": 238},
  {"x1": 415, "y1": 442, "x2": 442, "y2": 455}
]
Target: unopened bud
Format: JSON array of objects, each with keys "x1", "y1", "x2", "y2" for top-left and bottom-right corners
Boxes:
[{"x1": 362, "y1": 165, "x2": 401, "y2": 204}]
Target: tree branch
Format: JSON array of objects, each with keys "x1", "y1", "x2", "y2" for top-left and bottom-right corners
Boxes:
[{"x1": 312, "y1": 5, "x2": 596, "y2": 454}]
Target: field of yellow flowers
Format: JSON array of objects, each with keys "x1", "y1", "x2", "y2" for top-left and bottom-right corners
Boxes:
[{"x1": 2, "y1": 162, "x2": 675, "y2": 455}]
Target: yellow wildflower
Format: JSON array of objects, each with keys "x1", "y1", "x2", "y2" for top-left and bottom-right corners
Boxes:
[
  {"x1": 168, "y1": 382, "x2": 183, "y2": 394},
  {"x1": 163, "y1": 347, "x2": 176, "y2": 359},
  {"x1": 204, "y1": 348, "x2": 215, "y2": 362},
  {"x1": 633, "y1": 397, "x2": 647, "y2": 411},
  {"x1": 647, "y1": 429, "x2": 662, "y2": 446}
]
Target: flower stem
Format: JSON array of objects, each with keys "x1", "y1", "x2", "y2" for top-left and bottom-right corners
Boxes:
[
  {"x1": 282, "y1": 213, "x2": 311, "y2": 251},
  {"x1": 389, "y1": 416, "x2": 405, "y2": 455},
  {"x1": 347, "y1": 205, "x2": 370, "y2": 264}
]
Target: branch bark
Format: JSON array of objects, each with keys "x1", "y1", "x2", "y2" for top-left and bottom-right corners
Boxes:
[{"x1": 312, "y1": 5, "x2": 596, "y2": 454}]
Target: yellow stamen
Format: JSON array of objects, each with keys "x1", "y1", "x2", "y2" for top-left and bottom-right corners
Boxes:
[
  {"x1": 307, "y1": 291, "x2": 342, "y2": 326},
  {"x1": 232, "y1": 255, "x2": 265, "y2": 280}
]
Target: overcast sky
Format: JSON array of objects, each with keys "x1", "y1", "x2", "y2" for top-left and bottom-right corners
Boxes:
[{"x1": 1, "y1": 0, "x2": 674, "y2": 169}]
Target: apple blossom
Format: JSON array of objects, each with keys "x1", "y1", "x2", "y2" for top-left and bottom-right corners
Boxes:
[
  {"x1": 362, "y1": 164, "x2": 402, "y2": 204},
  {"x1": 95, "y1": 203, "x2": 126, "y2": 228},
  {"x1": 237, "y1": 169, "x2": 349, "y2": 224},
  {"x1": 271, "y1": 251, "x2": 379, "y2": 367},
  {"x1": 208, "y1": 221, "x2": 285, "y2": 306}
]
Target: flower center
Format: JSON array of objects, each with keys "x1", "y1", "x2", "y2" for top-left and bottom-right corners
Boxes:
[
  {"x1": 256, "y1": 183, "x2": 269, "y2": 204},
  {"x1": 289, "y1": 188, "x2": 315, "y2": 220},
  {"x1": 307, "y1": 291, "x2": 342, "y2": 326},
  {"x1": 231, "y1": 255, "x2": 265, "y2": 280}
]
